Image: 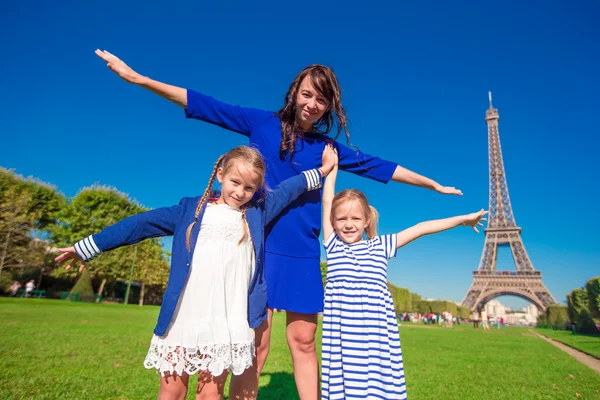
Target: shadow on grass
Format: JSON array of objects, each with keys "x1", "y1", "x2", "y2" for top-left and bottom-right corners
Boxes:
[{"x1": 258, "y1": 372, "x2": 298, "y2": 400}]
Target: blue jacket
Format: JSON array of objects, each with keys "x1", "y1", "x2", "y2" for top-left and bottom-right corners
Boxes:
[{"x1": 73, "y1": 169, "x2": 323, "y2": 336}]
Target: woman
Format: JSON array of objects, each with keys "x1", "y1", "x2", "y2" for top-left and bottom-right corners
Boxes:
[{"x1": 95, "y1": 49, "x2": 462, "y2": 400}]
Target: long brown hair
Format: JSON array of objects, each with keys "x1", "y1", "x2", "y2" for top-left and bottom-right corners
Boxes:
[
  {"x1": 331, "y1": 189, "x2": 379, "y2": 240},
  {"x1": 277, "y1": 64, "x2": 350, "y2": 160},
  {"x1": 185, "y1": 146, "x2": 266, "y2": 250}
]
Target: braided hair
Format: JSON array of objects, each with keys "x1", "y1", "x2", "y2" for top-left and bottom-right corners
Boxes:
[{"x1": 185, "y1": 146, "x2": 266, "y2": 250}]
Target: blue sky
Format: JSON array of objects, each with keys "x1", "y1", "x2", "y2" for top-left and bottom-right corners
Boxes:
[{"x1": 2, "y1": 1, "x2": 598, "y2": 309}]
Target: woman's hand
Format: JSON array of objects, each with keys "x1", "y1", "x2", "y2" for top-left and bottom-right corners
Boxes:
[
  {"x1": 95, "y1": 49, "x2": 144, "y2": 85},
  {"x1": 434, "y1": 183, "x2": 463, "y2": 196}
]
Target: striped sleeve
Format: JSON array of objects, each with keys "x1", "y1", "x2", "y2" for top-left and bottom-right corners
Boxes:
[
  {"x1": 301, "y1": 168, "x2": 323, "y2": 190},
  {"x1": 73, "y1": 235, "x2": 102, "y2": 262},
  {"x1": 323, "y1": 231, "x2": 337, "y2": 251},
  {"x1": 380, "y1": 234, "x2": 398, "y2": 259}
]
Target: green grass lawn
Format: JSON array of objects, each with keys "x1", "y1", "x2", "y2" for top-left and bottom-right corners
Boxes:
[
  {"x1": 0, "y1": 298, "x2": 598, "y2": 399},
  {"x1": 535, "y1": 328, "x2": 600, "y2": 359}
]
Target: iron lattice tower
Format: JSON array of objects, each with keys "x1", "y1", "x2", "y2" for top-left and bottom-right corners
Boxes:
[{"x1": 462, "y1": 93, "x2": 557, "y2": 311}]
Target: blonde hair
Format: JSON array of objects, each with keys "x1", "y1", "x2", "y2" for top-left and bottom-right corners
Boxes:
[
  {"x1": 330, "y1": 189, "x2": 379, "y2": 239},
  {"x1": 185, "y1": 146, "x2": 266, "y2": 250}
]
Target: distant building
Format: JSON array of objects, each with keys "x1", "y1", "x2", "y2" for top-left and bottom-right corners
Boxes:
[
  {"x1": 484, "y1": 300, "x2": 505, "y2": 318},
  {"x1": 482, "y1": 299, "x2": 538, "y2": 325}
]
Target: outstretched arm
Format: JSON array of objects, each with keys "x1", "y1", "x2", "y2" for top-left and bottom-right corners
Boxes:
[
  {"x1": 96, "y1": 50, "x2": 187, "y2": 107},
  {"x1": 322, "y1": 146, "x2": 338, "y2": 241},
  {"x1": 96, "y1": 50, "x2": 266, "y2": 136},
  {"x1": 396, "y1": 209, "x2": 487, "y2": 249},
  {"x1": 391, "y1": 166, "x2": 462, "y2": 196},
  {"x1": 335, "y1": 142, "x2": 462, "y2": 196},
  {"x1": 54, "y1": 202, "x2": 183, "y2": 272}
]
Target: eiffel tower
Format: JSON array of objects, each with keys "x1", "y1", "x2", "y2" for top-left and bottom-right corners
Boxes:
[{"x1": 462, "y1": 93, "x2": 557, "y2": 312}]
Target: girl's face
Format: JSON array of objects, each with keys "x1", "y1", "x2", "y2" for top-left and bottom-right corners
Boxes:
[
  {"x1": 332, "y1": 199, "x2": 369, "y2": 244},
  {"x1": 216, "y1": 161, "x2": 261, "y2": 209},
  {"x1": 295, "y1": 76, "x2": 329, "y2": 131}
]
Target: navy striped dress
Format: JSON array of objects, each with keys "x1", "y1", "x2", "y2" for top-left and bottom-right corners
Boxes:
[{"x1": 322, "y1": 233, "x2": 407, "y2": 399}]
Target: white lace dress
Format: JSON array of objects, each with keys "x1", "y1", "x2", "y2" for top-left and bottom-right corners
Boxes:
[{"x1": 144, "y1": 203, "x2": 256, "y2": 377}]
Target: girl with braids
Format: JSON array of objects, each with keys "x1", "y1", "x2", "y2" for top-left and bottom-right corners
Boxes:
[
  {"x1": 95, "y1": 49, "x2": 463, "y2": 400},
  {"x1": 54, "y1": 145, "x2": 338, "y2": 400}
]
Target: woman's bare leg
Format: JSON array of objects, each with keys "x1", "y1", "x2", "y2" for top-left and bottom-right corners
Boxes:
[{"x1": 286, "y1": 311, "x2": 319, "y2": 400}]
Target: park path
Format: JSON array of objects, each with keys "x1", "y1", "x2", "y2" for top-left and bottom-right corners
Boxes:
[{"x1": 529, "y1": 329, "x2": 600, "y2": 374}]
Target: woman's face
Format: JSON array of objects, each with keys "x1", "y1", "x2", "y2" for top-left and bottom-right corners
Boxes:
[{"x1": 295, "y1": 76, "x2": 329, "y2": 131}]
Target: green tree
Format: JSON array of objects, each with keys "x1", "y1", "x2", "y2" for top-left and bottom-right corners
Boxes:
[
  {"x1": 387, "y1": 282, "x2": 397, "y2": 313},
  {"x1": 0, "y1": 168, "x2": 65, "y2": 230},
  {"x1": 537, "y1": 313, "x2": 548, "y2": 328},
  {"x1": 544, "y1": 304, "x2": 568, "y2": 330},
  {"x1": 0, "y1": 169, "x2": 65, "y2": 276},
  {"x1": 414, "y1": 300, "x2": 432, "y2": 314},
  {"x1": 394, "y1": 288, "x2": 412, "y2": 314},
  {"x1": 585, "y1": 277, "x2": 600, "y2": 319},
  {"x1": 567, "y1": 289, "x2": 589, "y2": 323},
  {"x1": 554, "y1": 311, "x2": 567, "y2": 331},
  {"x1": 457, "y1": 306, "x2": 471, "y2": 320},
  {"x1": 387, "y1": 282, "x2": 396, "y2": 295},
  {"x1": 429, "y1": 300, "x2": 445, "y2": 314},
  {"x1": 133, "y1": 239, "x2": 170, "y2": 306},
  {"x1": 576, "y1": 308, "x2": 599, "y2": 335},
  {"x1": 67, "y1": 268, "x2": 95, "y2": 302},
  {"x1": 0, "y1": 187, "x2": 35, "y2": 276},
  {"x1": 447, "y1": 301, "x2": 458, "y2": 315},
  {"x1": 50, "y1": 185, "x2": 148, "y2": 297},
  {"x1": 386, "y1": 283, "x2": 412, "y2": 314},
  {"x1": 320, "y1": 260, "x2": 327, "y2": 288},
  {"x1": 0, "y1": 270, "x2": 13, "y2": 294},
  {"x1": 430, "y1": 300, "x2": 457, "y2": 315}
]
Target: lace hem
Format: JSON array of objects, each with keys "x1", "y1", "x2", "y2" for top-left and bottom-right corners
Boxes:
[{"x1": 144, "y1": 341, "x2": 255, "y2": 377}]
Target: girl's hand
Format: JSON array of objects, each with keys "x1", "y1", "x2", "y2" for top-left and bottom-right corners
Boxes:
[
  {"x1": 54, "y1": 247, "x2": 86, "y2": 273},
  {"x1": 320, "y1": 144, "x2": 338, "y2": 177},
  {"x1": 95, "y1": 49, "x2": 144, "y2": 85},
  {"x1": 434, "y1": 184, "x2": 463, "y2": 196},
  {"x1": 462, "y1": 209, "x2": 488, "y2": 233}
]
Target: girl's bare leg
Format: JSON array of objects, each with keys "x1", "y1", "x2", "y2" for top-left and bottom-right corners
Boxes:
[
  {"x1": 158, "y1": 372, "x2": 190, "y2": 400},
  {"x1": 229, "y1": 363, "x2": 258, "y2": 400},
  {"x1": 195, "y1": 369, "x2": 228, "y2": 400},
  {"x1": 229, "y1": 309, "x2": 273, "y2": 399},
  {"x1": 255, "y1": 308, "x2": 273, "y2": 375}
]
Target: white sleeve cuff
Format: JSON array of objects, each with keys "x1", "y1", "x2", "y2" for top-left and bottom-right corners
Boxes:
[
  {"x1": 302, "y1": 169, "x2": 323, "y2": 190},
  {"x1": 74, "y1": 235, "x2": 101, "y2": 261}
]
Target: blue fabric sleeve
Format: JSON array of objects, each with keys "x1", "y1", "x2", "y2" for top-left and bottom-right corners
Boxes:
[
  {"x1": 335, "y1": 142, "x2": 398, "y2": 183},
  {"x1": 91, "y1": 202, "x2": 184, "y2": 253},
  {"x1": 184, "y1": 89, "x2": 271, "y2": 137},
  {"x1": 264, "y1": 171, "x2": 322, "y2": 225}
]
